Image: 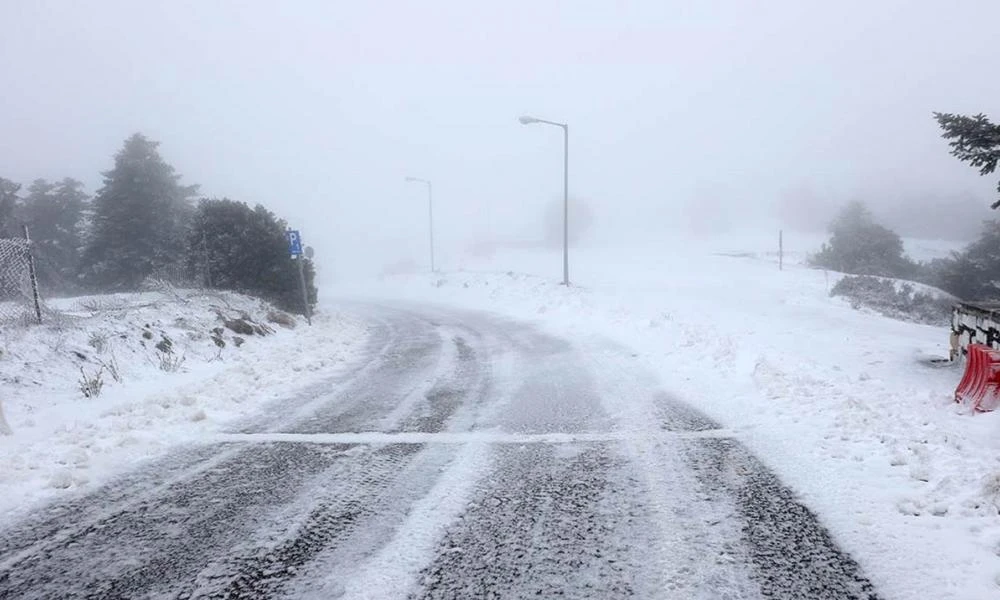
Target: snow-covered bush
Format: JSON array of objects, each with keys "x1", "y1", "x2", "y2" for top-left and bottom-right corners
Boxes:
[{"x1": 830, "y1": 275, "x2": 953, "y2": 325}]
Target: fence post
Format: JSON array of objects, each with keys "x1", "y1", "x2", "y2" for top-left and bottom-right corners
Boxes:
[
  {"x1": 779, "y1": 229, "x2": 783, "y2": 271},
  {"x1": 22, "y1": 225, "x2": 42, "y2": 324}
]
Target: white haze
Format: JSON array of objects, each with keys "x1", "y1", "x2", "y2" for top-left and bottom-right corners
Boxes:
[{"x1": 2, "y1": 0, "x2": 1000, "y2": 280}]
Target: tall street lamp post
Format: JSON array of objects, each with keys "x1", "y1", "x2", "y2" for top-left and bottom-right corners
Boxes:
[
  {"x1": 519, "y1": 115, "x2": 569, "y2": 286},
  {"x1": 405, "y1": 176, "x2": 435, "y2": 272}
]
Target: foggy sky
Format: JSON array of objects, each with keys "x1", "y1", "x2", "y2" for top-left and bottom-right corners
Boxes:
[{"x1": 2, "y1": 0, "x2": 999, "y2": 279}]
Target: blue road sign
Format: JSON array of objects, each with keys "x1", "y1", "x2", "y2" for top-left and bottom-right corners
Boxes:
[{"x1": 287, "y1": 230, "x2": 303, "y2": 256}]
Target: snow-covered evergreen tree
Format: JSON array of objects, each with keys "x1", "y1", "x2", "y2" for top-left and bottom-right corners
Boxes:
[
  {"x1": 80, "y1": 134, "x2": 198, "y2": 290},
  {"x1": 934, "y1": 112, "x2": 1000, "y2": 208},
  {"x1": 20, "y1": 178, "x2": 88, "y2": 294},
  {"x1": 0, "y1": 178, "x2": 22, "y2": 238}
]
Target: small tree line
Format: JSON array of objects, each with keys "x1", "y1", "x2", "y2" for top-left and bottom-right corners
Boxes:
[
  {"x1": 0, "y1": 133, "x2": 316, "y2": 313},
  {"x1": 811, "y1": 111, "x2": 1000, "y2": 303},
  {"x1": 810, "y1": 199, "x2": 1000, "y2": 302}
]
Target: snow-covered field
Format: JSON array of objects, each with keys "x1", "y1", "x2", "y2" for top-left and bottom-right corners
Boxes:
[
  {"x1": 0, "y1": 289, "x2": 367, "y2": 522},
  {"x1": 341, "y1": 231, "x2": 1000, "y2": 600}
]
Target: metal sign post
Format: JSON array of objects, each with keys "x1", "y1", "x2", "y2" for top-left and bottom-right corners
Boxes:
[
  {"x1": 296, "y1": 257, "x2": 311, "y2": 326},
  {"x1": 287, "y1": 229, "x2": 303, "y2": 257},
  {"x1": 286, "y1": 230, "x2": 311, "y2": 326}
]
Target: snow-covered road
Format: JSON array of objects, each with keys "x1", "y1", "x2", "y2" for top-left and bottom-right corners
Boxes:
[{"x1": 0, "y1": 304, "x2": 879, "y2": 599}]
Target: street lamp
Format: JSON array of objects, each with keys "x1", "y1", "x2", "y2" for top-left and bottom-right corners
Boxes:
[
  {"x1": 519, "y1": 114, "x2": 569, "y2": 286},
  {"x1": 405, "y1": 176, "x2": 435, "y2": 272}
]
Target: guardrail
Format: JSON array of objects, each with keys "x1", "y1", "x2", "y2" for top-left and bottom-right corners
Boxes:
[{"x1": 950, "y1": 301, "x2": 1000, "y2": 360}]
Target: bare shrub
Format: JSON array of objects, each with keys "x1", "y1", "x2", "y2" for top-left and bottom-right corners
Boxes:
[
  {"x1": 157, "y1": 352, "x2": 185, "y2": 373},
  {"x1": 78, "y1": 366, "x2": 104, "y2": 398},
  {"x1": 87, "y1": 332, "x2": 108, "y2": 354},
  {"x1": 155, "y1": 335, "x2": 173, "y2": 354},
  {"x1": 99, "y1": 351, "x2": 123, "y2": 383}
]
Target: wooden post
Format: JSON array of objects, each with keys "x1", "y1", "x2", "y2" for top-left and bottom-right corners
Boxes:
[{"x1": 779, "y1": 229, "x2": 783, "y2": 271}]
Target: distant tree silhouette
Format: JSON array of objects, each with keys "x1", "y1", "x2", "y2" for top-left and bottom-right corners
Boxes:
[
  {"x1": 20, "y1": 178, "x2": 88, "y2": 294},
  {"x1": 811, "y1": 201, "x2": 916, "y2": 278}
]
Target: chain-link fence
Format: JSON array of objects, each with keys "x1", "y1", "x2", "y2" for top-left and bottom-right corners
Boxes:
[{"x1": 0, "y1": 232, "x2": 43, "y2": 326}]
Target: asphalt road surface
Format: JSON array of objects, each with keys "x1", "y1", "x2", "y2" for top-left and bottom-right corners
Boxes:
[{"x1": 0, "y1": 304, "x2": 880, "y2": 599}]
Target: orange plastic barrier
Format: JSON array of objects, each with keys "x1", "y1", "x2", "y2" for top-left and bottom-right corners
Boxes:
[{"x1": 955, "y1": 344, "x2": 1000, "y2": 412}]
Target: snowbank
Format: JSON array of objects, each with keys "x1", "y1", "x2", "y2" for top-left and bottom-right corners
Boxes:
[
  {"x1": 343, "y1": 233, "x2": 1000, "y2": 600},
  {"x1": 0, "y1": 289, "x2": 367, "y2": 521}
]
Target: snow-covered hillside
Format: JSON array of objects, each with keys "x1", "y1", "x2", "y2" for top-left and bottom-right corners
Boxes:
[
  {"x1": 343, "y1": 232, "x2": 1000, "y2": 600},
  {"x1": 0, "y1": 289, "x2": 367, "y2": 521}
]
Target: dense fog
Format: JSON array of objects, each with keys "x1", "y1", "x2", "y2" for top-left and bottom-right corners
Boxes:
[{"x1": 2, "y1": 0, "x2": 999, "y2": 281}]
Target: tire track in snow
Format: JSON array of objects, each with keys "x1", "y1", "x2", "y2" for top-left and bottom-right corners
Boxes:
[
  {"x1": 396, "y1": 335, "x2": 488, "y2": 434},
  {"x1": 182, "y1": 321, "x2": 497, "y2": 598},
  {"x1": 682, "y1": 437, "x2": 881, "y2": 600},
  {"x1": 409, "y1": 324, "x2": 648, "y2": 598},
  {"x1": 0, "y1": 442, "x2": 352, "y2": 600},
  {"x1": 0, "y1": 306, "x2": 494, "y2": 599},
  {"x1": 179, "y1": 442, "x2": 429, "y2": 599},
  {"x1": 285, "y1": 315, "x2": 443, "y2": 434},
  {"x1": 592, "y1": 337, "x2": 882, "y2": 598},
  {"x1": 413, "y1": 443, "x2": 651, "y2": 599}
]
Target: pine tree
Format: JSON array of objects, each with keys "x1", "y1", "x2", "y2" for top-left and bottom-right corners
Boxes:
[
  {"x1": 934, "y1": 112, "x2": 1000, "y2": 208},
  {"x1": 189, "y1": 198, "x2": 317, "y2": 313},
  {"x1": 80, "y1": 134, "x2": 198, "y2": 290},
  {"x1": 0, "y1": 178, "x2": 22, "y2": 238},
  {"x1": 20, "y1": 178, "x2": 88, "y2": 294}
]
